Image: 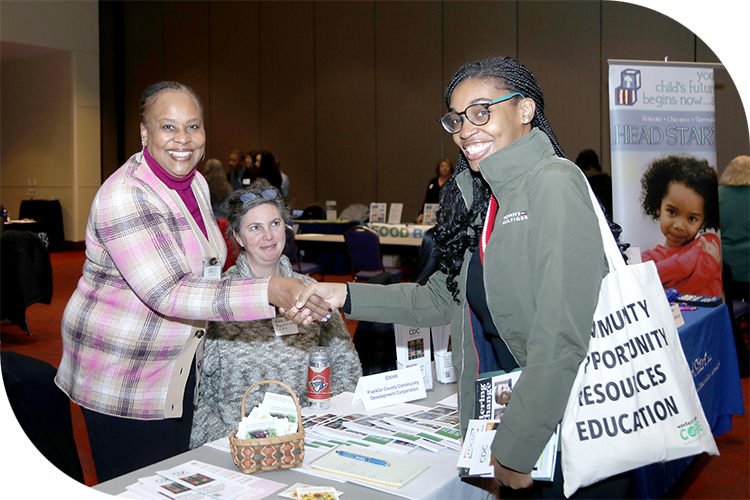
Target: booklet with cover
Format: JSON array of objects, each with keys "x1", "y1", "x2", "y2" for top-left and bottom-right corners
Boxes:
[
  {"x1": 463, "y1": 369, "x2": 558, "y2": 482},
  {"x1": 308, "y1": 444, "x2": 430, "y2": 489}
]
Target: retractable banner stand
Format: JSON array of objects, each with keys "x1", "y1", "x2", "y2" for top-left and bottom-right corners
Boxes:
[{"x1": 608, "y1": 60, "x2": 720, "y2": 254}]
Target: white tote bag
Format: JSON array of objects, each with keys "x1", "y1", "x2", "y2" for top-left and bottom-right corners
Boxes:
[{"x1": 560, "y1": 175, "x2": 719, "y2": 498}]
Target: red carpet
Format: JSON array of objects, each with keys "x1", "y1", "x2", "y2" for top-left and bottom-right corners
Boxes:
[{"x1": 2, "y1": 250, "x2": 748, "y2": 497}]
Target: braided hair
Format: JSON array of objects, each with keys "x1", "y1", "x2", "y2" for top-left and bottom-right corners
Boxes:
[
  {"x1": 434, "y1": 56, "x2": 564, "y2": 300},
  {"x1": 433, "y1": 56, "x2": 625, "y2": 301}
]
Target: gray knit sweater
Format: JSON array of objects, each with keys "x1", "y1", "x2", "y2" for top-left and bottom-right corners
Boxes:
[{"x1": 189, "y1": 254, "x2": 363, "y2": 448}]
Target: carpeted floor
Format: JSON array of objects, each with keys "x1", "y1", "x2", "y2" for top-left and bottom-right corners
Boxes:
[{"x1": 1, "y1": 249, "x2": 748, "y2": 498}]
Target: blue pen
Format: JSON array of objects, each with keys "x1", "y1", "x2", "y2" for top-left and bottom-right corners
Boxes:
[{"x1": 336, "y1": 450, "x2": 391, "y2": 467}]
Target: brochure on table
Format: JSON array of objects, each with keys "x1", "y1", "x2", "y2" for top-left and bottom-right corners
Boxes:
[
  {"x1": 394, "y1": 325, "x2": 433, "y2": 390},
  {"x1": 369, "y1": 203, "x2": 387, "y2": 223},
  {"x1": 387, "y1": 203, "x2": 403, "y2": 224},
  {"x1": 431, "y1": 324, "x2": 456, "y2": 383},
  {"x1": 422, "y1": 203, "x2": 438, "y2": 224}
]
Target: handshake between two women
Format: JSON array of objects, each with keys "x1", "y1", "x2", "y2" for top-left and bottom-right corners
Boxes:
[{"x1": 279, "y1": 282, "x2": 348, "y2": 325}]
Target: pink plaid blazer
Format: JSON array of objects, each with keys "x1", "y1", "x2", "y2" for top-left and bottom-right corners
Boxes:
[{"x1": 56, "y1": 152, "x2": 275, "y2": 419}]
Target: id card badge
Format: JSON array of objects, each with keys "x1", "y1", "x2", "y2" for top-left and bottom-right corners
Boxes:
[
  {"x1": 272, "y1": 317, "x2": 299, "y2": 336},
  {"x1": 203, "y1": 257, "x2": 222, "y2": 278}
]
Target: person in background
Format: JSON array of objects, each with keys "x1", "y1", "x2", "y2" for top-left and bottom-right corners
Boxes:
[
  {"x1": 277, "y1": 158, "x2": 290, "y2": 197},
  {"x1": 718, "y1": 155, "x2": 749, "y2": 301},
  {"x1": 417, "y1": 158, "x2": 454, "y2": 223},
  {"x1": 255, "y1": 150, "x2": 284, "y2": 194},
  {"x1": 245, "y1": 149, "x2": 260, "y2": 179},
  {"x1": 190, "y1": 180, "x2": 361, "y2": 448},
  {"x1": 575, "y1": 149, "x2": 613, "y2": 220},
  {"x1": 227, "y1": 148, "x2": 253, "y2": 190},
  {"x1": 291, "y1": 56, "x2": 631, "y2": 497},
  {"x1": 201, "y1": 158, "x2": 233, "y2": 219},
  {"x1": 640, "y1": 155, "x2": 721, "y2": 297},
  {"x1": 54, "y1": 81, "x2": 330, "y2": 482}
]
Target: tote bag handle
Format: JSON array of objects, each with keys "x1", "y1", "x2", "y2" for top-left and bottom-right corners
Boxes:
[{"x1": 575, "y1": 169, "x2": 627, "y2": 272}]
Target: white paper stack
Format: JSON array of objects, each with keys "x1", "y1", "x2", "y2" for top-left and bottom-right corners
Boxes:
[
  {"x1": 394, "y1": 325, "x2": 433, "y2": 390},
  {"x1": 431, "y1": 324, "x2": 455, "y2": 383}
]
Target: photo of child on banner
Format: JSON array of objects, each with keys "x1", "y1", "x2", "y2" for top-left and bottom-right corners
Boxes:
[
  {"x1": 639, "y1": 155, "x2": 722, "y2": 296},
  {"x1": 560, "y1": 171, "x2": 719, "y2": 498}
]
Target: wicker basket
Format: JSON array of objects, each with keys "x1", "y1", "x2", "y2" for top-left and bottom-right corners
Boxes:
[{"x1": 228, "y1": 380, "x2": 306, "y2": 473}]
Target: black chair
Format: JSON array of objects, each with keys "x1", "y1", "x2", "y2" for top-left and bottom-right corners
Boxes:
[
  {"x1": 1, "y1": 351, "x2": 84, "y2": 483},
  {"x1": 352, "y1": 272, "x2": 401, "y2": 375},
  {"x1": 723, "y1": 262, "x2": 749, "y2": 377},
  {"x1": 1, "y1": 230, "x2": 53, "y2": 334},
  {"x1": 284, "y1": 225, "x2": 323, "y2": 279},
  {"x1": 343, "y1": 225, "x2": 404, "y2": 282}
]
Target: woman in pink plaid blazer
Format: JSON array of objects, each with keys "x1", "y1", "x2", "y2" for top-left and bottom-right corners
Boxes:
[{"x1": 55, "y1": 82, "x2": 329, "y2": 482}]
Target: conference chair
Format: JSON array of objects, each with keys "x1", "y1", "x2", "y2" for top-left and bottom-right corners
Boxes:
[
  {"x1": 0, "y1": 230, "x2": 53, "y2": 334},
  {"x1": 284, "y1": 225, "x2": 323, "y2": 279},
  {"x1": 343, "y1": 225, "x2": 404, "y2": 282}
]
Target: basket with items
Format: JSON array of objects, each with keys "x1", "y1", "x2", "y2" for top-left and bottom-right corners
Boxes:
[{"x1": 229, "y1": 380, "x2": 305, "y2": 473}]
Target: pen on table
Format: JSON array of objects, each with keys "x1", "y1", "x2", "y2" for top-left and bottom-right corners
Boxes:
[
  {"x1": 680, "y1": 306, "x2": 697, "y2": 311},
  {"x1": 336, "y1": 450, "x2": 390, "y2": 467}
]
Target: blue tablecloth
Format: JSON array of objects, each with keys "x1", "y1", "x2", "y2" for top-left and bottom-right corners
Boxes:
[{"x1": 633, "y1": 303, "x2": 745, "y2": 498}]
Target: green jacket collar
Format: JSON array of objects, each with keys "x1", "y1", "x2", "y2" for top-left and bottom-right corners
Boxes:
[{"x1": 477, "y1": 128, "x2": 555, "y2": 189}]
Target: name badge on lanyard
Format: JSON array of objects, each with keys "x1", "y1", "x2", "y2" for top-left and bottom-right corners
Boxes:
[
  {"x1": 203, "y1": 256, "x2": 222, "y2": 279},
  {"x1": 272, "y1": 317, "x2": 299, "y2": 336}
]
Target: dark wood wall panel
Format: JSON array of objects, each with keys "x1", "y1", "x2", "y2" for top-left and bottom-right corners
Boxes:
[
  {"x1": 122, "y1": 1, "x2": 164, "y2": 156},
  {"x1": 519, "y1": 1, "x2": 601, "y2": 162},
  {"x1": 102, "y1": 1, "x2": 747, "y2": 218},
  {"x1": 600, "y1": 1, "x2": 696, "y2": 172},
  {"x1": 314, "y1": 1, "x2": 377, "y2": 212},
  {"x1": 208, "y1": 1, "x2": 260, "y2": 165},
  {"x1": 441, "y1": 0, "x2": 518, "y2": 167},
  {"x1": 259, "y1": 1, "x2": 316, "y2": 209},
  {"x1": 375, "y1": 1, "x2": 443, "y2": 218}
]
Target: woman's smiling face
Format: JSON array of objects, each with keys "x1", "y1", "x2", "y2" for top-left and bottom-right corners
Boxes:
[
  {"x1": 450, "y1": 78, "x2": 533, "y2": 172},
  {"x1": 140, "y1": 90, "x2": 206, "y2": 178},
  {"x1": 234, "y1": 203, "x2": 286, "y2": 274}
]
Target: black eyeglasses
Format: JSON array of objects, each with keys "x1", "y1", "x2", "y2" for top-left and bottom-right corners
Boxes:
[{"x1": 438, "y1": 92, "x2": 524, "y2": 134}]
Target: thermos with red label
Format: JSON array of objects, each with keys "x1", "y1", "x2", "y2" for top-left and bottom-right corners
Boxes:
[{"x1": 307, "y1": 347, "x2": 331, "y2": 409}]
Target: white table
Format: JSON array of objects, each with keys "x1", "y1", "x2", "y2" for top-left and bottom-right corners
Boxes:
[{"x1": 93, "y1": 379, "x2": 490, "y2": 499}]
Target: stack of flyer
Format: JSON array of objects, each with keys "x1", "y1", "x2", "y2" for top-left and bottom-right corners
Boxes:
[
  {"x1": 431, "y1": 325, "x2": 456, "y2": 383},
  {"x1": 394, "y1": 325, "x2": 433, "y2": 390},
  {"x1": 124, "y1": 460, "x2": 286, "y2": 500},
  {"x1": 457, "y1": 369, "x2": 558, "y2": 481},
  {"x1": 382, "y1": 405, "x2": 463, "y2": 452}
]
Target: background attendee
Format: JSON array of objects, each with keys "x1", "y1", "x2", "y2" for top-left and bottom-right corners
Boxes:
[
  {"x1": 54, "y1": 81, "x2": 329, "y2": 482},
  {"x1": 640, "y1": 155, "x2": 722, "y2": 297},
  {"x1": 244, "y1": 149, "x2": 260, "y2": 179},
  {"x1": 718, "y1": 155, "x2": 750, "y2": 301},
  {"x1": 575, "y1": 149, "x2": 613, "y2": 220},
  {"x1": 190, "y1": 180, "x2": 361, "y2": 448},
  {"x1": 417, "y1": 158, "x2": 454, "y2": 223},
  {"x1": 227, "y1": 148, "x2": 253, "y2": 190},
  {"x1": 255, "y1": 150, "x2": 283, "y2": 193},
  {"x1": 277, "y1": 158, "x2": 290, "y2": 197},
  {"x1": 201, "y1": 158, "x2": 233, "y2": 220},
  {"x1": 292, "y1": 56, "x2": 631, "y2": 496}
]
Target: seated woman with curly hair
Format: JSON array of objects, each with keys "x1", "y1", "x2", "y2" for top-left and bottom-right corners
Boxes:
[{"x1": 190, "y1": 179, "x2": 362, "y2": 448}]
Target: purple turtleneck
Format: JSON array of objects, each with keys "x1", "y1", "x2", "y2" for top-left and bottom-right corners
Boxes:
[{"x1": 144, "y1": 147, "x2": 208, "y2": 239}]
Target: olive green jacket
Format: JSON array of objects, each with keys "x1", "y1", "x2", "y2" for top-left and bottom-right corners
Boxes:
[{"x1": 349, "y1": 129, "x2": 607, "y2": 472}]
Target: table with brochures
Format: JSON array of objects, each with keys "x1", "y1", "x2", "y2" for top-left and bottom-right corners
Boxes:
[
  {"x1": 94, "y1": 304, "x2": 743, "y2": 499},
  {"x1": 94, "y1": 380, "x2": 489, "y2": 500}
]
